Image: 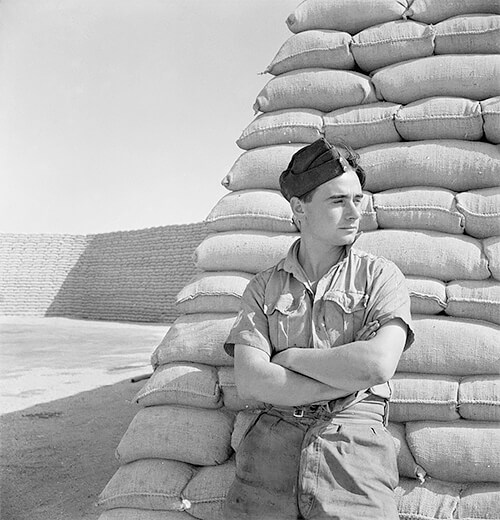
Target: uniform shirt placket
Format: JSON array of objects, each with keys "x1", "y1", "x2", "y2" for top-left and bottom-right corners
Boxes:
[{"x1": 311, "y1": 262, "x2": 346, "y2": 350}]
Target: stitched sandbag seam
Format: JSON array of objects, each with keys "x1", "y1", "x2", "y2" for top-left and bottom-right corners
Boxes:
[
  {"x1": 395, "y1": 113, "x2": 481, "y2": 122},
  {"x1": 407, "y1": 293, "x2": 447, "y2": 307},
  {"x1": 447, "y1": 296, "x2": 500, "y2": 305},
  {"x1": 374, "y1": 204, "x2": 462, "y2": 214},
  {"x1": 459, "y1": 399, "x2": 500, "y2": 406},
  {"x1": 136, "y1": 388, "x2": 219, "y2": 400},
  {"x1": 98, "y1": 492, "x2": 181, "y2": 504},
  {"x1": 206, "y1": 214, "x2": 294, "y2": 223},
  {"x1": 325, "y1": 115, "x2": 396, "y2": 125},
  {"x1": 435, "y1": 27, "x2": 500, "y2": 37},
  {"x1": 456, "y1": 203, "x2": 500, "y2": 218},
  {"x1": 239, "y1": 123, "x2": 322, "y2": 139},
  {"x1": 352, "y1": 34, "x2": 434, "y2": 47}
]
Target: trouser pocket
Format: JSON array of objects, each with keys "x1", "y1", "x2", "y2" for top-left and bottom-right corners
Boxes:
[{"x1": 298, "y1": 422, "x2": 399, "y2": 520}]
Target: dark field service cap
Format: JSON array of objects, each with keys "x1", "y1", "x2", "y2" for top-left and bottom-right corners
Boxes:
[{"x1": 279, "y1": 138, "x2": 365, "y2": 201}]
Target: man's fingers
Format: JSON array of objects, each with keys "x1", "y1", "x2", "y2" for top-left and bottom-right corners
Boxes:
[{"x1": 355, "y1": 321, "x2": 380, "y2": 340}]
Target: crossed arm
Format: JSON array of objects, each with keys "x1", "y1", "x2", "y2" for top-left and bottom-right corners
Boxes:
[{"x1": 234, "y1": 318, "x2": 407, "y2": 407}]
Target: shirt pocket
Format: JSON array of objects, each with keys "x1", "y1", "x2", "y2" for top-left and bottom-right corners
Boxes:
[
  {"x1": 323, "y1": 290, "x2": 368, "y2": 345},
  {"x1": 264, "y1": 291, "x2": 308, "y2": 353}
]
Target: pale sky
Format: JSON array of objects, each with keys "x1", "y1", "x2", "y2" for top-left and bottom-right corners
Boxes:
[{"x1": 0, "y1": 0, "x2": 299, "y2": 235}]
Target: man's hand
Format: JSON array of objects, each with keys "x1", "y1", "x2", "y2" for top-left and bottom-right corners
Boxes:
[
  {"x1": 272, "y1": 320, "x2": 380, "y2": 369},
  {"x1": 355, "y1": 320, "x2": 380, "y2": 341}
]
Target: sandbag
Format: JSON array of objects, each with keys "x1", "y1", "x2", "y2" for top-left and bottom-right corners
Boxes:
[
  {"x1": 386, "y1": 422, "x2": 426, "y2": 481},
  {"x1": 323, "y1": 102, "x2": 401, "y2": 149},
  {"x1": 389, "y1": 373, "x2": 460, "y2": 422},
  {"x1": 459, "y1": 376, "x2": 500, "y2": 421},
  {"x1": 483, "y1": 237, "x2": 500, "y2": 281},
  {"x1": 359, "y1": 192, "x2": 378, "y2": 231},
  {"x1": 406, "y1": 420, "x2": 500, "y2": 482},
  {"x1": 372, "y1": 55, "x2": 500, "y2": 104},
  {"x1": 456, "y1": 187, "x2": 500, "y2": 239},
  {"x1": 285, "y1": 0, "x2": 407, "y2": 35},
  {"x1": 434, "y1": 14, "x2": 500, "y2": 55},
  {"x1": 99, "y1": 510, "x2": 192, "y2": 520},
  {"x1": 222, "y1": 144, "x2": 304, "y2": 192},
  {"x1": 205, "y1": 190, "x2": 295, "y2": 233},
  {"x1": 134, "y1": 362, "x2": 222, "y2": 409},
  {"x1": 181, "y1": 460, "x2": 235, "y2": 520},
  {"x1": 98, "y1": 459, "x2": 195, "y2": 510},
  {"x1": 373, "y1": 187, "x2": 465, "y2": 235},
  {"x1": 151, "y1": 313, "x2": 237, "y2": 368},
  {"x1": 351, "y1": 20, "x2": 434, "y2": 72},
  {"x1": 355, "y1": 230, "x2": 489, "y2": 281},
  {"x1": 446, "y1": 279, "x2": 500, "y2": 325},
  {"x1": 205, "y1": 189, "x2": 377, "y2": 234},
  {"x1": 264, "y1": 30, "x2": 354, "y2": 75},
  {"x1": 253, "y1": 68, "x2": 377, "y2": 113},
  {"x1": 236, "y1": 109, "x2": 323, "y2": 150},
  {"x1": 218, "y1": 367, "x2": 265, "y2": 411},
  {"x1": 176, "y1": 272, "x2": 252, "y2": 314},
  {"x1": 194, "y1": 231, "x2": 298, "y2": 274},
  {"x1": 458, "y1": 482, "x2": 500, "y2": 519},
  {"x1": 398, "y1": 316, "x2": 500, "y2": 376},
  {"x1": 395, "y1": 478, "x2": 462, "y2": 520},
  {"x1": 407, "y1": 0, "x2": 500, "y2": 24},
  {"x1": 358, "y1": 140, "x2": 500, "y2": 192},
  {"x1": 394, "y1": 97, "x2": 483, "y2": 141},
  {"x1": 115, "y1": 406, "x2": 234, "y2": 466},
  {"x1": 405, "y1": 276, "x2": 447, "y2": 315},
  {"x1": 482, "y1": 96, "x2": 500, "y2": 144}
]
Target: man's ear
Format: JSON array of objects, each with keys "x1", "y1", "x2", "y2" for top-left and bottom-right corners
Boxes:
[{"x1": 290, "y1": 196, "x2": 305, "y2": 221}]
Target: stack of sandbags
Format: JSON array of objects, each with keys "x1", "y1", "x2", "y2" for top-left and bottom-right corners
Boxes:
[
  {"x1": 98, "y1": 1, "x2": 500, "y2": 518},
  {"x1": 0, "y1": 233, "x2": 88, "y2": 316}
]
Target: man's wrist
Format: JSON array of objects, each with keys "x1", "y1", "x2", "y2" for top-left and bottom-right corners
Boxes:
[{"x1": 271, "y1": 348, "x2": 297, "y2": 369}]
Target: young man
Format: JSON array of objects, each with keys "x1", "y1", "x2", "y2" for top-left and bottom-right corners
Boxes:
[{"x1": 223, "y1": 138, "x2": 414, "y2": 520}]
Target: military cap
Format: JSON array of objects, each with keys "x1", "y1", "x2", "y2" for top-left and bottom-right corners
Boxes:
[{"x1": 279, "y1": 138, "x2": 365, "y2": 201}]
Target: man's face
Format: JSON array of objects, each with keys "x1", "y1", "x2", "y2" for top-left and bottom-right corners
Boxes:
[{"x1": 293, "y1": 168, "x2": 363, "y2": 246}]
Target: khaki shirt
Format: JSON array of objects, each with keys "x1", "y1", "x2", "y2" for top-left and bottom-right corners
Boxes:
[{"x1": 225, "y1": 238, "x2": 415, "y2": 411}]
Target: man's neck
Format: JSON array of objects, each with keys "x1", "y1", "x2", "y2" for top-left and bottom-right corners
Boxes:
[{"x1": 297, "y1": 236, "x2": 346, "y2": 284}]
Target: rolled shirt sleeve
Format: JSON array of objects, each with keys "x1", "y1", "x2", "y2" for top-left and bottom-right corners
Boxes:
[
  {"x1": 224, "y1": 272, "x2": 273, "y2": 358},
  {"x1": 364, "y1": 260, "x2": 415, "y2": 351}
]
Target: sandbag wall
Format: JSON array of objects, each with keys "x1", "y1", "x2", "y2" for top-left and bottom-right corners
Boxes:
[
  {"x1": 99, "y1": 1, "x2": 500, "y2": 519},
  {"x1": 0, "y1": 232, "x2": 89, "y2": 316},
  {"x1": 0, "y1": 224, "x2": 209, "y2": 323},
  {"x1": 47, "y1": 224, "x2": 210, "y2": 323}
]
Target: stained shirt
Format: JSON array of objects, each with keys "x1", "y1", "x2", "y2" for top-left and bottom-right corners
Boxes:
[{"x1": 225, "y1": 238, "x2": 415, "y2": 411}]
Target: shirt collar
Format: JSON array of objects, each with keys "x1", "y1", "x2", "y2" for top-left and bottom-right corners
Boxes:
[{"x1": 279, "y1": 233, "x2": 362, "y2": 281}]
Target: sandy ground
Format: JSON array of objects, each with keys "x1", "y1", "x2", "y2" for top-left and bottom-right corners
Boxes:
[{"x1": 0, "y1": 317, "x2": 171, "y2": 520}]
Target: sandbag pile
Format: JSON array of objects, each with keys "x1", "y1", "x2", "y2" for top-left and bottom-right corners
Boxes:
[
  {"x1": 0, "y1": 224, "x2": 208, "y2": 323},
  {"x1": 99, "y1": 1, "x2": 500, "y2": 518},
  {"x1": 0, "y1": 232, "x2": 88, "y2": 316},
  {"x1": 54, "y1": 224, "x2": 209, "y2": 323}
]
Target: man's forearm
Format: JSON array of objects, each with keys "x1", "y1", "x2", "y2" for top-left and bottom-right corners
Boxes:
[
  {"x1": 272, "y1": 341, "x2": 375, "y2": 392},
  {"x1": 273, "y1": 322, "x2": 406, "y2": 391},
  {"x1": 235, "y1": 349, "x2": 349, "y2": 407}
]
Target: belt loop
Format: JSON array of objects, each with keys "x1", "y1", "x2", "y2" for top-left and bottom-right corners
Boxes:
[{"x1": 293, "y1": 407, "x2": 304, "y2": 418}]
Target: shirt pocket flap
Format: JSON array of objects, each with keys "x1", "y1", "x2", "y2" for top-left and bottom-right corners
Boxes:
[
  {"x1": 264, "y1": 292, "x2": 302, "y2": 316},
  {"x1": 323, "y1": 290, "x2": 368, "y2": 314}
]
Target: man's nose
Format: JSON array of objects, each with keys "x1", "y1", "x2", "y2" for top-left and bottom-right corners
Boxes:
[{"x1": 346, "y1": 200, "x2": 361, "y2": 220}]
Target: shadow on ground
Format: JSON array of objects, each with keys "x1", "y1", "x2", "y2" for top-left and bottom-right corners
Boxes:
[{"x1": 0, "y1": 378, "x2": 142, "y2": 520}]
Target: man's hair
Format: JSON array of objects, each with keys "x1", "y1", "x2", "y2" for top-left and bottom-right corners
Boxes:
[{"x1": 297, "y1": 141, "x2": 365, "y2": 203}]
